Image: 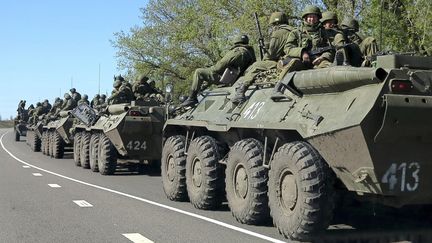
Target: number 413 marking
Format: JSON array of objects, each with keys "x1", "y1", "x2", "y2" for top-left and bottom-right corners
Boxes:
[{"x1": 381, "y1": 162, "x2": 420, "y2": 192}]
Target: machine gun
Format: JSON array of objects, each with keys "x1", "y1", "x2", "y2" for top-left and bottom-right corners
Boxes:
[{"x1": 254, "y1": 12, "x2": 266, "y2": 60}]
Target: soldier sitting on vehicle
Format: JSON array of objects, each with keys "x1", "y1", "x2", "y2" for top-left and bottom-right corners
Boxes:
[
  {"x1": 78, "y1": 94, "x2": 90, "y2": 106},
  {"x1": 91, "y1": 94, "x2": 100, "y2": 108},
  {"x1": 181, "y1": 34, "x2": 256, "y2": 107},
  {"x1": 341, "y1": 17, "x2": 379, "y2": 66},
  {"x1": 17, "y1": 100, "x2": 26, "y2": 118},
  {"x1": 232, "y1": 11, "x2": 293, "y2": 104},
  {"x1": 42, "y1": 99, "x2": 52, "y2": 114},
  {"x1": 107, "y1": 80, "x2": 134, "y2": 105},
  {"x1": 132, "y1": 74, "x2": 164, "y2": 101},
  {"x1": 70, "y1": 88, "x2": 82, "y2": 103},
  {"x1": 281, "y1": 5, "x2": 346, "y2": 73},
  {"x1": 59, "y1": 93, "x2": 77, "y2": 112}
]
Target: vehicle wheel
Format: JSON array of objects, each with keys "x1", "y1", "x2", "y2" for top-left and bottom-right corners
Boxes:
[
  {"x1": 80, "y1": 132, "x2": 91, "y2": 169},
  {"x1": 35, "y1": 135, "x2": 41, "y2": 152},
  {"x1": 89, "y1": 133, "x2": 99, "y2": 172},
  {"x1": 161, "y1": 135, "x2": 187, "y2": 201},
  {"x1": 226, "y1": 138, "x2": 270, "y2": 224},
  {"x1": 186, "y1": 136, "x2": 224, "y2": 210},
  {"x1": 98, "y1": 134, "x2": 117, "y2": 175},
  {"x1": 15, "y1": 130, "x2": 20, "y2": 141},
  {"x1": 73, "y1": 132, "x2": 82, "y2": 166},
  {"x1": 268, "y1": 141, "x2": 335, "y2": 241},
  {"x1": 52, "y1": 131, "x2": 64, "y2": 159},
  {"x1": 41, "y1": 131, "x2": 47, "y2": 154}
]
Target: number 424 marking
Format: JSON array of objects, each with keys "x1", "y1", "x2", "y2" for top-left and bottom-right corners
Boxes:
[
  {"x1": 126, "y1": 141, "x2": 147, "y2": 151},
  {"x1": 381, "y1": 162, "x2": 420, "y2": 192}
]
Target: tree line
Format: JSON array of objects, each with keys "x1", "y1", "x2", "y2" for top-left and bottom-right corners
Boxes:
[{"x1": 111, "y1": 0, "x2": 431, "y2": 94}]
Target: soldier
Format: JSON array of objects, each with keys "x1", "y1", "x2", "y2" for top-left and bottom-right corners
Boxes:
[
  {"x1": 70, "y1": 88, "x2": 82, "y2": 103},
  {"x1": 107, "y1": 80, "x2": 134, "y2": 104},
  {"x1": 48, "y1": 98, "x2": 62, "y2": 115},
  {"x1": 132, "y1": 74, "x2": 161, "y2": 101},
  {"x1": 31, "y1": 102, "x2": 45, "y2": 122},
  {"x1": 91, "y1": 94, "x2": 100, "y2": 108},
  {"x1": 181, "y1": 34, "x2": 256, "y2": 107},
  {"x1": 61, "y1": 93, "x2": 77, "y2": 111},
  {"x1": 78, "y1": 94, "x2": 90, "y2": 106},
  {"x1": 42, "y1": 99, "x2": 52, "y2": 114},
  {"x1": 17, "y1": 100, "x2": 26, "y2": 115},
  {"x1": 341, "y1": 17, "x2": 379, "y2": 66},
  {"x1": 232, "y1": 12, "x2": 293, "y2": 104},
  {"x1": 282, "y1": 5, "x2": 346, "y2": 72}
]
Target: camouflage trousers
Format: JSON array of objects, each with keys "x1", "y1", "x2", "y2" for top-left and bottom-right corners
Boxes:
[
  {"x1": 279, "y1": 58, "x2": 332, "y2": 79},
  {"x1": 191, "y1": 68, "x2": 221, "y2": 93},
  {"x1": 235, "y1": 60, "x2": 277, "y2": 87}
]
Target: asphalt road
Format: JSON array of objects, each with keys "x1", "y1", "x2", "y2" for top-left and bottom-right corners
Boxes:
[{"x1": 1, "y1": 128, "x2": 432, "y2": 243}]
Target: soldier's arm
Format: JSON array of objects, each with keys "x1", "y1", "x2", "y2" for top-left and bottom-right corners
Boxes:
[
  {"x1": 284, "y1": 31, "x2": 303, "y2": 58},
  {"x1": 211, "y1": 49, "x2": 238, "y2": 73}
]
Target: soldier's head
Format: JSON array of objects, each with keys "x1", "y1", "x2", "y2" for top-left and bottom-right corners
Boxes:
[
  {"x1": 137, "y1": 74, "x2": 149, "y2": 84},
  {"x1": 55, "y1": 97, "x2": 61, "y2": 102},
  {"x1": 43, "y1": 99, "x2": 49, "y2": 103},
  {"x1": 148, "y1": 80, "x2": 156, "y2": 88},
  {"x1": 36, "y1": 102, "x2": 42, "y2": 107},
  {"x1": 302, "y1": 5, "x2": 321, "y2": 26},
  {"x1": 94, "y1": 94, "x2": 100, "y2": 99},
  {"x1": 70, "y1": 88, "x2": 76, "y2": 94},
  {"x1": 113, "y1": 80, "x2": 122, "y2": 89},
  {"x1": 321, "y1": 11, "x2": 338, "y2": 29},
  {"x1": 341, "y1": 17, "x2": 359, "y2": 32},
  {"x1": 64, "y1": 93, "x2": 71, "y2": 100},
  {"x1": 114, "y1": 75, "x2": 125, "y2": 82},
  {"x1": 269, "y1": 12, "x2": 288, "y2": 26},
  {"x1": 83, "y1": 94, "x2": 88, "y2": 100},
  {"x1": 233, "y1": 34, "x2": 249, "y2": 45},
  {"x1": 101, "y1": 94, "x2": 107, "y2": 100},
  {"x1": 28, "y1": 104, "x2": 34, "y2": 109}
]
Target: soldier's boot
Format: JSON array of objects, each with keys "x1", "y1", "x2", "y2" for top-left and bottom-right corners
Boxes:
[
  {"x1": 181, "y1": 91, "x2": 198, "y2": 107},
  {"x1": 231, "y1": 84, "x2": 248, "y2": 105}
]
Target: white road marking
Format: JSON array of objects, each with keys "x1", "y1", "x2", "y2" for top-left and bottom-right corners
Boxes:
[
  {"x1": 123, "y1": 233, "x2": 154, "y2": 243},
  {"x1": 0, "y1": 133, "x2": 286, "y2": 243},
  {"x1": 32, "y1": 173, "x2": 43, "y2": 177},
  {"x1": 73, "y1": 200, "x2": 93, "y2": 207},
  {"x1": 48, "y1": 184, "x2": 61, "y2": 188},
  {"x1": 23, "y1": 165, "x2": 31, "y2": 168}
]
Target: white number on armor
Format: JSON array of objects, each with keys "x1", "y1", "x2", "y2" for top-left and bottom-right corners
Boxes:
[
  {"x1": 381, "y1": 162, "x2": 420, "y2": 192},
  {"x1": 243, "y1": 102, "x2": 265, "y2": 120},
  {"x1": 126, "y1": 141, "x2": 147, "y2": 151}
]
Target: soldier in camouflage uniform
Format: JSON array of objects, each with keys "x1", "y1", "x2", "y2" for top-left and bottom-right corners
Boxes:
[
  {"x1": 70, "y1": 88, "x2": 81, "y2": 103},
  {"x1": 282, "y1": 5, "x2": 346, "y2": 73},
  {"x1": 78, "y1": 94, "x2": 90, "y2": 106},
  {"x1": 31, "y1": 102, "x2": 45, "y2": 123},
  {"x1": 181, "y1": 34, "x2": 256, "y2": 107},
  {"x1": 42, "y1": 99, "x2": 52, "y2": 114},
  {"x1": 341, "y1": 17, "x2": 379, "y2": 66},
  {"x1": 232, "y1": 12, "x2": 294, "y2": 104},
  {"x1": 91, "y1": 94, "x2": 100, "y2": 108},
  {"x1": 107, "y1": 80, "x2": 134, "y2": 105},
  {"x1": 60, "y1": 93, "x2": 77, "y2": 111}
]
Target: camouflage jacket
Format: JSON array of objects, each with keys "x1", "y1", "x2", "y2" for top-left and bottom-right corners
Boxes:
[
  {"x1": 108, "y1": 84, "x2": 134, "y2": 104},
  {"x1": 265, "y1": 24, "x2": 294, "y2": 61},
  {"x1": 210, "y1": 44, "x2": 256, "y2": 76},
  {"x1": 61, "y1": 98, "x2": 77, "y2": 111}
]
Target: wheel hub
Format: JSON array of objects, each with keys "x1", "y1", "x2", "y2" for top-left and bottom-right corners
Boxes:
[
  {"x1": 234, "y1": 164, "x2": 248, "y2": 199},
  {"x1": 192, "y1": 157, "x2": 202, "y2": 188},
  {"x1": 166, "y1": 155, "x2": 176, "y2": 182},
  {"x1": 280, "y1": 169, "x2": 298, "y2": 212}
]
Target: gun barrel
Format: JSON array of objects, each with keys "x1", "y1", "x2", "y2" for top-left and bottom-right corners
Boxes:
[
  {"x1": 292, "y1": 67, "x2": 388, "y2": 94},
  {"x1": 107, "y1": 104, "x2": 130, "y2": 115}
]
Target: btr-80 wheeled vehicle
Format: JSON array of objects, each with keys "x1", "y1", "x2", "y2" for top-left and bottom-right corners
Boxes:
[
  {"x1": 41, "y1": 111, "x2": 76, "y2": 158},
  {"x1": 161, "y1": 54, "x2": 432, "y2": 241},
  {"x1": 72, "y1": 100, "x2": 165, "y2": 175},
  {"x1": 26, "y1": 121, "x2": 43, "y2": 152},
  {"x1": 13, "y1": 111, "x2": 29, "y2": 141}
]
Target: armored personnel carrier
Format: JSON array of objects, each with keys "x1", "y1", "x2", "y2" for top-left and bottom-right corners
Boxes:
[
  {"x1": 26, "y1": 121, "x2": 43, "y2": 152},
  {"x1": 41, "y1": 111, "x2": 76, "y2": 158},
  {"x1": 14, "y1": 118, "x2": 27, "y2": 141},
  {"x1": 161, "y1": 54, "x2": 432, "y2": 241},
  {"x1": 72, "y1": 100, "x2": 165, "y2": 175}
]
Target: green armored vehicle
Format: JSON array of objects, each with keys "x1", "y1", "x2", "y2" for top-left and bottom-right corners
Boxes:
[
  {"x1": 72, "y1": 100, "x2": 165, "y2": 175},
  {"x1": 161, "y1": 54, "x2": 432, "y2": 241},
  {"x1": 14, "y1": 116, "x2": 28, "y2": 141},
  {"x1": 41, "y1": 111, "x2": 76, "y2": 158},
  {"x1": 26, "y1": 121, "x2": 43, "y2": 152}
]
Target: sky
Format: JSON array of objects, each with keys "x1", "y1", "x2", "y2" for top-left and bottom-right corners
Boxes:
[{"x1": 0, "y1": 0, "x2": 146, "y2": 120}]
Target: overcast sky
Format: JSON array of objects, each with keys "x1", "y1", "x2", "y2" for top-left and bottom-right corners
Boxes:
[{"x1": 0, "y1": 0, "x2": 146, "y2": 119}]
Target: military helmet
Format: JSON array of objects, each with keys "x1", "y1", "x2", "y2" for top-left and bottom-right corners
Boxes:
[
  {"x1": 55, "y1": 97, "x2": 61, "y2": 102},
  {"x1": 269, "y1": 12, "x2": 288, "y2": 25},
  {"x1": 95, "y1": 94, "x2": 100, "y2": 98},
  {"x1": 36, "y1": 102, "x2": 42, "y2": 106},
  {"x1": 148, "y1": 80, "x2": 156, "y2": 87},
  {"x1": 341, "y1": 17, "x2": 359, "y2": 32},
  {"x1": 64, "y1": 93, "x2": 71, "y2": 99},
  {"x1": 43, "y1": 99, "x2": 49, "y2": 103},
  {"x1": 301, "y1": 5, "x2": 322, "y2": 18},
  {"x1": 114, "y1": 75, "x2": 125, "y2": 82},
  {"x1": 70, "y1": 88, "x2": 76, "y2": 93},
  {"x1": 321, "y1": 11, "x2": 338, "y2": 24},
  {"x1": 101, "y1": 94, "x2": 107, "y2": 99},
  {"x1": 113, "y1": 80, "x2": 122, "y2": 88},
  {"x1": 233, "y1": 34, "x2": 249, "y2": 45},
  {"x1": 137, "y1": 74, "x2": 149, "y2": 83},
  {"x1": 29, "y1": 104, "x2": 34, "y2": 109},
  {"x1": 83, "y1": 94, "x2": 88, "y2": 99}
]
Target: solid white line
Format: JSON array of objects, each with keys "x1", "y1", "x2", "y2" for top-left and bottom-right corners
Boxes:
[
  {"x1": 73, "y1": 200, "x2": 93, "y2": 207},
  {"x1": 23, "y1": 165, "x2": 31, "y2": 168},
  {"x1": 0, "y1": 132, "x2": 286, "y2": 243},
  {"x1": 32, "y1": 173, "x2": 43, "y2": 177},
  {"x1": 48, "y1": 184, "x2": 61, "y2": 188},
  {"x1": 123, "y1": 233, "x2": 154, "y2": 243}
]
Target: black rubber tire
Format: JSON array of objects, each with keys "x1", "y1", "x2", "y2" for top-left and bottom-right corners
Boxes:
[
  {"x1": 161, "y1": 135, "x2": 188, "y2": 201},
  {"x1": 41, "y1": 131, "x2": 47, "y2": 155},
  {"x1": 73, "y1": 132, "x2": 82, "y2": 166},
  {"x1": 268, "y1": 141, "x2": 335, "y2": 241},
  {"x1": 186, "y1": 136, "x2": 224, "y2": 210},
  {"x1": 35, "y1": 135, "x2": 41, "y2": 152},
  {"x1": 15, "y1": 130, "x2": 20, "y2": 141},
  {"x1": 89, "y1": 133, "x2": 99, "y2": 172},
  {"x1": 80, "y1": 132, "x2": 91, "y2": 169},
  {"x1": 49, "y1": 131, "x2": 55, "y2": 157},
  {"x1": 98, "y1": 134, "x2": 117, "y2": 175},
  {"x1": 226, "y1": 138, "x2": 270, "y2": 224},
  {"x1": 52, "y1": 131, "x2": 64, "y2": 159}
]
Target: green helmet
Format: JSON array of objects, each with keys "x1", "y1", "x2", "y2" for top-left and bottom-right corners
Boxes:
[
  {"x1": 321, "y1": 11, "x2": 338, "y2": 24},
  {"x1": 36, "y1": 102, "x2": 42, "y2": 106},
  {"x1": 301, "y1": 5, "x2": 322, "y2": 18},
  {"x1": 70, "y1": 88, "x2": 76, "y2": 93},
  {"x1": 114, "y1": 75, "x2": 125, "y2": 82},
  {"x1": 341, "y1": 17, "x2": 359, "y2": 32},
  {"x1": 269, "y1": 12, "x2": 288, "y2": 25},
  {"x1": 137, "y1": 74, "x2": 149, "y2": 83},
  {"x1": 83, "y1": 94, "x2": 88, "y2": 99},
  {"x1": 113, "y1": 80, "x2": 122, "y2": 88},
  {"x1": 148, "y1": 80, "x2": 156, "y2": 87},
  {"x1": 233, "y1": 34, "x2": 249, "y2": 45},
  {"x1": 64, "y1": 93, "x2": 71, "y2": 99}
]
